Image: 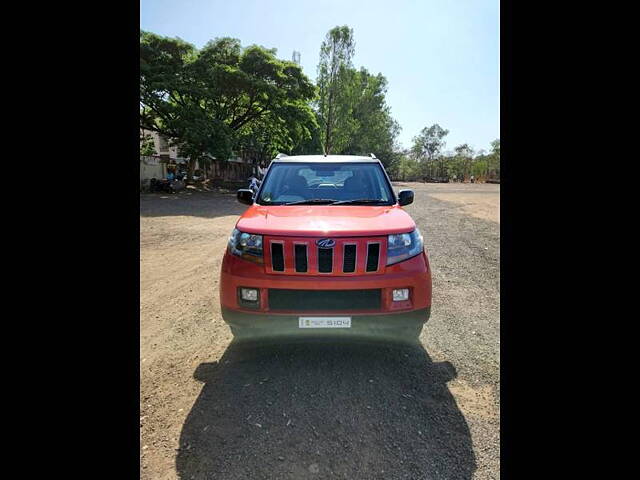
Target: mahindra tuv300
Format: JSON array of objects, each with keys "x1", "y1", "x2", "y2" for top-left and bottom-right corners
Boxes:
[{"x1": 220, "y1": 155, "x2": 432, "y2": 342}]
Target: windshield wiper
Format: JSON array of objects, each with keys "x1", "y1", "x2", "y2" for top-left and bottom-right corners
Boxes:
[
  {"x1": 330, "y1": 199, "x2": 388, "y2": 205},
  {"x1": 283, "y1": 198, "x2": 338, "y2": 205}
]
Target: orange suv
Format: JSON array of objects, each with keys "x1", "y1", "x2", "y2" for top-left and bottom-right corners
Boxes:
[{"x1": 220, "y1": 155, "x2": 432, "y2": 341}]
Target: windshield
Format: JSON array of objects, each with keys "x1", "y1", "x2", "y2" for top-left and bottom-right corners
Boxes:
[{"x1": 257, "y1": 162, "x2": 395, "y2": 205}]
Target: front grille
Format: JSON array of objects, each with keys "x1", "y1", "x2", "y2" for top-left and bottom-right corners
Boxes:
[
  {"x1": 271, "y1": 243, "x2": 284, "y2": 271},
  {"x1": 366, "y1": 243, "x2": 380, "y2": 272},
  {"x1": 294, "y1": 244, "x2": 307, "y2": 272},
  {"x1": 265, "y1": 236, "x2": 386, "y2": 275},
  {"x1": 268, "y1": 289, "x2": 381, "y2": 311},
  {"x1": 343, "y1": 244, "x2": 357, "y2": 273},
  {"x1": 318, "y1": 247, "x2": 333, "y2": 273}
]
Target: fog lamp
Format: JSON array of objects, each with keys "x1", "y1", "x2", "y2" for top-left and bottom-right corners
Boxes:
[
  {"x1": 392, "y1": 288, "x2": 409, "y2": 302},
  {"x1": 240, "y1": 288, "x2": 258, "y2": 302}
]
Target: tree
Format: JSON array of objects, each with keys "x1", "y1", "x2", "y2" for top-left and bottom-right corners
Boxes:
[
  {"x1": 341, "y1": 68, "x2": 400, "y2": 167},
  {"x1": 316, "y1": 26, "x2": 356, "y2": 155},
  {"x1": 488, "y1": 139, "x2": 500, "y2": 179},
  {"x1": 490, "y1": 139, "x2": 500, "y2": 157},
  {"x1": 388, "y1": 153, "x2": 420, "y2": 181},
  {"x1": 454, "y1": 144, "x2": 474, "y2": 180},
  {"x1": 411, "y1": 124, "x2": 449, "y2": 177},
  {"x1": 140, "y1": 32, "x2": 230, "y2": 179},
  {"x1": 140, "y1": 133, "x2": 156, "y2": 156},
  {"x1": 140, "y1": 31, "x2": 317, "y2": 180},
  {"x1": 290, "y1": 122, "x2": 323, "y2": 156}
]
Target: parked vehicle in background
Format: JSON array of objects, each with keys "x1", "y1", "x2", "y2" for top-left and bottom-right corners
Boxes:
[
  {"x1": 220, "y1": 154, "x2": 432, "y2": 342},
  {"x1": 149, "y1": 178, "x2": 185, "y2": 193},
  {"x1": 149, "y1": 178, "x2": 174, "y2": 193}
]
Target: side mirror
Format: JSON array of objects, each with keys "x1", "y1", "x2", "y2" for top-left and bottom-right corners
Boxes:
[
  {"x1": 398, "y1": 189, "x2": 414, "y2": 206},
  {"x1": 237, "y1": 189, "x2": 254, "y2": 205}
]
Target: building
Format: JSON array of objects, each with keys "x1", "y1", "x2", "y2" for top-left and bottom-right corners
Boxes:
[
  {"x1": 140, "y1": 129, "x2": 190, "y2": 165},
  {"x1": 140, "y1": 129, "x2": 255, "y2": 186}
]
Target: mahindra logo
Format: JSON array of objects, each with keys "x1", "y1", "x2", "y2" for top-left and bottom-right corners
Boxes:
[{"x1": 316, "y1": 238, "x2": 336, "y2": 248}]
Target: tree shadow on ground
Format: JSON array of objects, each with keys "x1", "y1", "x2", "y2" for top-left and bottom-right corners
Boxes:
[
  {"x1": 176, "y1": 338, "x2": 475, "y2": 479},
  {"x1": 140, "y1": 191, "x2": 246, "y2": 219}
]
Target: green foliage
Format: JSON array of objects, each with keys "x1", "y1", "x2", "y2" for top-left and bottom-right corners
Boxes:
[
  {"x1": 140, "y1": 31, "x2": 317, "y2": 176},
  {"x1": 140, "y1": 28, "x2": 495, "y2": 182},
  {"x1": 388, "y1": 154, "x2": 421, "y2": 181},
  {"x1": 410, "y1": 124, "x2": 449, "y2": 178},
  {"x1": 341, "y1": 68, "x2": 400, "y2": 167},
  {"x1": 316, "y1": 26, "x2": 356, "y2": 154},
  {"x1": 490, "y1": 139, "x2": 500, "y2": 157},
  {"x1": 450, "y1": 144, "x2": 474, "y2": 180},
  {"x1": 472, "y1": 159, "x2": 488, "y2": 178},
  {"x1": 314, "y1": 27, "x2": 400, "y2": 166},
  {"x1": 140, "y1": 133, "x2": 156, "y2": 156},
  {"x1": 454, "y1": 143, "x2": 473, "y2": 158},
  {"x1": 411, "y1": 124, "x2": 449, "y2": 162},
  {"x1": 290, "y1": 119, "x2": 323, "y2": 156},
  {"x1": 487, "y1": 139, "x2": 500, "y2": 179}
]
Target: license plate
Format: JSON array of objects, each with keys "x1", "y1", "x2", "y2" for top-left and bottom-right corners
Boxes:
[{"x1": 298, "y1": 317, "x2": 351, "y2": 328}]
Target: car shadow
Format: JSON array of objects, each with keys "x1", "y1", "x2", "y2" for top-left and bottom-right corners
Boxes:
[{"x1": 176, "y1": 339, "x2": 476, "y2": 479}]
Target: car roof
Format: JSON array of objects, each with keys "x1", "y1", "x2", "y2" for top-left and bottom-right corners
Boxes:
[{"x1": 271, "y1": 155, "x2": 379, "y2": 163}]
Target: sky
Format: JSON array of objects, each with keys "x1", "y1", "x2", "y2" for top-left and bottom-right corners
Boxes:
[{"x1": 140, "y1": 0, "x2": 499, "y2": 153}]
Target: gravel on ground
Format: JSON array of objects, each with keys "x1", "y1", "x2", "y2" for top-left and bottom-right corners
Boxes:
[{"x1": 140, "y1": 182, "x2": 500, "y2": 479}]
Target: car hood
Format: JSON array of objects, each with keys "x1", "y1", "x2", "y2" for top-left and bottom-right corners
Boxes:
[{"x1": 235, "y1": 204, "x2": 416, "y2": 237}]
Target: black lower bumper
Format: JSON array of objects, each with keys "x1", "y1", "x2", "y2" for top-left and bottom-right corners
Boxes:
[{"x1": 221, "y1": 307, "x2": 431, "y2": 339}]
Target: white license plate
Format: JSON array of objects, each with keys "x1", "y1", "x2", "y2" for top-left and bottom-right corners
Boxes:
[{"x1": 298, "y1": 317, "x2": 351, "y2": 328}]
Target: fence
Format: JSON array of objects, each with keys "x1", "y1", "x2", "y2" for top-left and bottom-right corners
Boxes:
[
  {"x1": 140, "y1": 155, "x2": 255, "y2": 188},
  {"x1": 140, "y1": 156, "x2": 167, "y2": 189},
  {"x1": 209, "y1": 160, "x2": 254, "y2": 182}
]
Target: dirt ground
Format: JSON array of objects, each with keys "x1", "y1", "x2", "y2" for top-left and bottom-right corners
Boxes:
[
  {"x1": 140, "y1": 182, "x2": 500, "y2": 479},
  {"x1": 426, "y1": 184, "x2": 500, "y2": 223}
]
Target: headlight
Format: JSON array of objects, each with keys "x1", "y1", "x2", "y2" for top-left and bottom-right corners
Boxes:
[
  {"x1": 387, "y1": 228, "x2": 423, "y2": 265},
  {"x1": 228, "y1": 228, "x2": 263, "y2": 264}
]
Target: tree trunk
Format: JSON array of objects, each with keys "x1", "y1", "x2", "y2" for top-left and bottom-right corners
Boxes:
[
  {"x1": 187, "y1": 157, "x2": 196, "y2": 182},
  {"x1": 325, "y1": 88, "x2": 334, "y2": 155}
]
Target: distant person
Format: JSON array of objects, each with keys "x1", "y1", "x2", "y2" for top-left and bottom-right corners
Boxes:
[{"x1": 167, "y1": 170, "x2": 175, "y2": 182}]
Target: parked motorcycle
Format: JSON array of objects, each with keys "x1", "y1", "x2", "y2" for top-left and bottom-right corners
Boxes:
[{"x1": 149, "y1": 178, "x2": 185, "y2": 193}]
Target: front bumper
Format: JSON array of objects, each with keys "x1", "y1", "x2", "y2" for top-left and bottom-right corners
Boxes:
[
  {"x1": 220, "y1": 251, "x2": 432, "y2": 315},
  {"x1": 221, "y1": 306, "x2": 431, "y2": 337}
]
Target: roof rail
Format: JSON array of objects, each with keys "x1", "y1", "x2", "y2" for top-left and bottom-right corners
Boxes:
[
  {"x1": 275, "y1": 153, "x2": 288, "y2": 159},
  {"x1": 369, "y1": 153, "x2": 377, "y2": 159}
]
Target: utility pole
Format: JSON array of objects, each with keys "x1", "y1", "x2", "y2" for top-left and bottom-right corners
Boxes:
[{"x1": 292, "y1": 51, "x2": 301, "y2": 65}]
